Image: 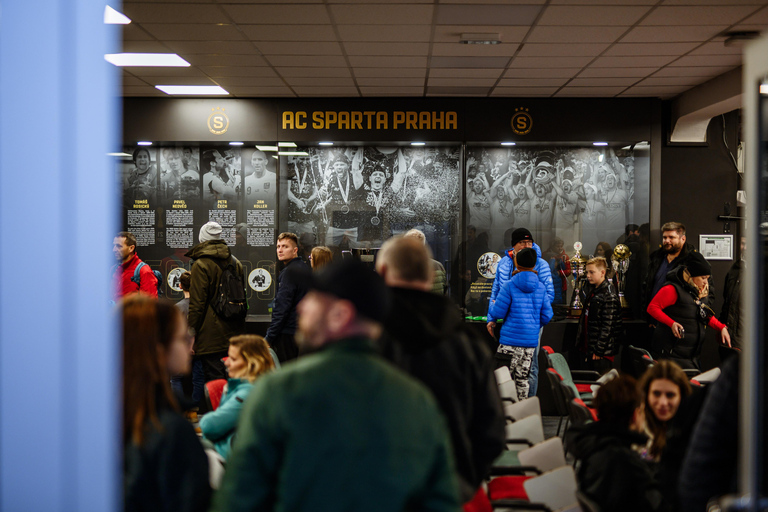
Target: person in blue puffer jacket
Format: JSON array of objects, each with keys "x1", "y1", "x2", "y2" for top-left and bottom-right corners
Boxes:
[
  {"x1": 200, "y1": 335, "x2": 275, "y2": 459},
  {"x1": 487, "y1": 228, "x2": 554, "y2": 397},
  {"x1": 488, "y1": 248, "x2": 554, "y2": 399}
]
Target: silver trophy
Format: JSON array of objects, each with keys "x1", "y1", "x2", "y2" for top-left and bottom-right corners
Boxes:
[
  {"x1": 612, "y1": 244, "x2": 632, "y2": 309},
  {"x1": 568, "y1": 242, "x2": 588, "y2": 317}
]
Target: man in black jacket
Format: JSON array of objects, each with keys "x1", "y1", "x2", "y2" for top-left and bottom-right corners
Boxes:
[
  {"x1": 265, "y1": 232, "x2": 309, "y2": 362},
  {"x1": 375, "y1": 236, "x2": 505, "y2": 502}
]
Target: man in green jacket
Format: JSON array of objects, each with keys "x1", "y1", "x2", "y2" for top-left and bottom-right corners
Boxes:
[
  {"x1": 185, "y1": 222, "x2": 246, "y2": 386},
  {"x1": 213, "y1": 259, "x2": 461, "y2": 512}
]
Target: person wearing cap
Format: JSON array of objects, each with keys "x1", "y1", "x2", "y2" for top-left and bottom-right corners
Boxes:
[
  {"x1": 376, "y1": 236, "x2": 505, "y2": 502},
  {"x1": 647, "y1": 251, "x2": 731, "y2": 370},
  {"x1": 488, "y1": 247, "x2": 554, "y2": 399},
  {"x1": 213, "y1": 259, "x2": 460, "y2": 512},
  {"x1": 185, "y1": 221, "x2": 247, "y2": 388},
  {"x1": 488, "y1": 227, "x2": 554, "y2": 396}
]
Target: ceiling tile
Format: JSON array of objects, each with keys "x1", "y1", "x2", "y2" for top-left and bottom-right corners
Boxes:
[
  {"x1": 661, "y1": 0, "x2": 768, "y2": 5},
  {"x1": 184, "y1": 54, "x2": 269, "y2": 67},
  {"x1": 430, "y1": 68, "x2": 502, "y2": 78},
  {"x1": 635, "y1": 76, "x2": 706, "y2": 86},
  {"x1": 211, "y1": 77, "x2": 287, "y2": 87},
  {"x1": 122, "y1": 3, "x2": 229, "y2": 24},
  {"x1": 579, "y1": 67, "x2": 657, "y2": 78},
  {"x1": 603, "y1": 42, "x2": 699, "y2": 56},
  {"x1": 568, "y1": 77, "x2": 639, "y2": 87},
  {"x1": 343, "y1": 42, "x2": 430, "y2": 56},
  {"x1": 517, "y1": 43, "x2": 610, "y2": 57},
  {"x1": 441, "y1": 0, "x2": 546, "y2": 3},
  {"x1": 431, "y1": 56, "x2": 510, "y2": 68},
  {"x1": 738, "y1": 6, "x2": 768, "y2": 25},
  {"x1": 490, "y1": 87, "x2": 559, "y2": 96},
  {"x1": 331, "y1": 0, "x2": 431, "y2": 3},
  {"x1": 527, "y1": 26, "x2": 628, "y2": 43},
  {"x1": 284, "y1": 77, "x2": 356, "y2": 87},
  {"x1": 620, "y1": 25, "x2": 726, "y2": 42},
  {"x1": 652, "y1": 65, "x2": 737, "y2": 77},
  {"x1": 590, "y1": 55, "x2": 677, "y2": 67},
  {"x1": 122, "y1": 76, "x2": 150, "y2": 86},
  {"x1": 435, "y1": 4, "x2": 543, "y2": 25},
  {"x1": 538, "y1": 5, "x2": 651, "y2": 25},
  {"x1": 356, "y1": 77, "x2": 425, "y2": 87},
  {"x1": 555, "y1": 86, "x2": 627, "y2": 96},
  {"x1": 123, "y1": 24, "x2": 156, "y2": 41},
  {"x1": 141, "y1": 23, "x2": 246, "y2": 41},
  {"x1": 510, "y1": 56, "x2": 594, "y2": 68},
  {"x1": 668, "y1": 54, "x2": 743, "y2": 67},
  {"x1": 198, "y1": 66, "x2": 277, "y2": 77},
  {"x1": 266, "y1": 55, "x2": 348, "y2": 67},
  {"x1": 330, "y1": 4, "x2": 434, "y2": 24},
  {"x1": 729, "y1": 23, "x2": 768, "y2": 32},
  {"x1": 359, "y1": 87, "x2": 425, "y2": 96},
  {"x1": 503, "y1": 68, "x2": 582, "y2": 78},
  {"x1": 121, "y1": 41, "x2": 173, "y2": 52},
  {"x1": 337, "y1": 25, "x2": 431, "y2": 42},
  {"x1": 428, "y1": 77, "x2": 499, "y2": 87},
  {"x1": 497, "y1": 77, "x2": 569, "y2": 87},
  {"x1": 123, "y1": 86, "x2": 167, "y2": 96},
  {"x1": 144, "y1": 76, "x2": 218, "y2": 85},
  {"x1": 550, "y1": 0, "x2": 655, "y2": 4},
  {"x1": 227, "y1": 86, "x2": 296, "y2": 96},
  {"x1": 120, "y1": 66, "x2": 210, "y2": 77},
  {"x1": 640, "y1": 6, "x2": 758, "y2": 26},
  {"x1": 687, "y1": 41, "x2": 743, "y2": 56},
  {"x1": 354, "y1": 67, "x2": 426, "y2": 78},
  {"x1": 292, "y1": 86, "x2": 360, "y2": 96},
  {"x1": 163, "y1": 41, "x2": 257, "y2": 54},
  {"x1": 255, "y1": 42, "x2": 343, "y2": 56},
  {"x1": 622, "y1": 85, "x2": 689, "y2": 95},
  {"x1": 349, "y1": 56, "x2": 428, "y2": 67},
  {"x1": 427, "y1": 85, "x2": 491, "y2": 94},
  {"x1": 277, "y1": 67, "x2": 352, "y2": 78},
  {"x1": 240, "y1": 25, "x2": 337, "y2": 42},
  {"x1": 433, "y1": 25, "x2": 529, "y2": 43},
  {"x1": 431, "y1": 43, "x2": 518, "y2": 57},
  {"x1": 219, "y1": 4, "x2": 331, "y2": 24}
]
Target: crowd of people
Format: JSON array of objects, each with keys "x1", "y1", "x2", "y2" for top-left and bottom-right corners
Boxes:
[{"x1": 112, "y1": 213, "x2": 742, "y2": 511}]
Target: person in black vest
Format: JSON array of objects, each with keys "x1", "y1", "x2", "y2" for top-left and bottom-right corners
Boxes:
[{"x1": 646, "y1": 251, "x2": 730, "y2": 370}]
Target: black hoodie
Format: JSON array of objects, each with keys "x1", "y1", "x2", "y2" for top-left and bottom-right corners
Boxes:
[
  {"x1": 379, "y1": 287, "x2": 505, "y2": 501},
  {"x1": 567, "y1": 421, "x2": 669, "y2": 512}
]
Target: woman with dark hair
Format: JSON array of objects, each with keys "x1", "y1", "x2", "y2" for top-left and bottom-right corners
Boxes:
[
  {"x1": 123, "y1": 295, "x2": 210, "y2": 512},
  {"x1": 200, "y1": 335, "x2": 275, "y2": 459},
  {"x1": 638, "y1": 360, "x2": 703, "y2": 510},
  {"x1": 647, "y1": 251, "x2": 730, "y2": 369}
]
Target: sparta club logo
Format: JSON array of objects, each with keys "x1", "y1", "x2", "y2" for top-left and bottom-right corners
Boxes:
[
  {"x1": 511, "y1": 107, "x2": 532, "y2": 135},
  {"x1": 207, "y1": 107, "x2": 230, "y2": 135}
]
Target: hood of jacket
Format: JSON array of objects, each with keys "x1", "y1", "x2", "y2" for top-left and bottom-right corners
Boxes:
[
  {"x1": 511, "y1": 270, "x2": 540, "y2": 294},
  {"x1": 386, "y1": 287, "x2": 463, "y2": 351},
  {"x1": 185, "y1": 239, "x2": 231, "y2": 261},
  {"x1": 665, "y1": 265, "x2": 699, "y2": 298},
  {"x1": 567, "y1": 421, "x2": 648, "y2": 460}
]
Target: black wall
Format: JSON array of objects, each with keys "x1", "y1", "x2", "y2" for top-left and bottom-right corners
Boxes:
[{"x1": 659, "y1": 106, "x2": 742, "y2": 368}]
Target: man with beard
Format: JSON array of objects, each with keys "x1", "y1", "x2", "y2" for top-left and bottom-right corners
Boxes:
[
  {"x1": 244, "y1": 149, "x2": 276, "y2": 208},
  {"x1": 376, "y1": 236, "x2": 504, "y2": 502},
  {"x1": 160, "y1": 147, "x2": 184, "y2": 201},
  {"x1": 124, "y1": 147, "x2": 157, "y2": 202},
  {"x1": 642, "y1": 222, "x2": 714, "y2": 322},
  {"x1": 213, "y1": 259, "x2": 459, "y2": 512}
]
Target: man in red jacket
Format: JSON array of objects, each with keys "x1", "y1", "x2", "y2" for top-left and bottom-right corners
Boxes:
[{"x1": 113, "y1": 231, "x2": 158, "y2": 299}]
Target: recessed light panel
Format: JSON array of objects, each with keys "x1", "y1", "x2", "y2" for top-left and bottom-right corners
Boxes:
[
  {"x1": 155, "y1": 85, "x2": 228, "y2": 95},
  {"x1": 105, "y1": 53, "x2": 190, "y2": 67}
]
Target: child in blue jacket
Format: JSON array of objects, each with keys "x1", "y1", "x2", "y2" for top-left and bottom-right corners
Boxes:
[{"x1": 488, "y1": 248, "x2": 554, "y2": 399}]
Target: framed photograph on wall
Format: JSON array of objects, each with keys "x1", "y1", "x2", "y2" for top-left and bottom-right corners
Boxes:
[{"x1": 699, "y1": 234, "x2": 733, "y2": 260}]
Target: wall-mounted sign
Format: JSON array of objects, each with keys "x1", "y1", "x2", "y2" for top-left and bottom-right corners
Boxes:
[
  {"x1": 511, "y1": 107, "x2": 532, "y2": 135},
  {"x1": 207, "y1": 107, "x2": 230, "y2": 135},
  {"x1": 699, "y1": 234, "x2": 733, "y2": 260},
  {"x1": 281, "y1": 110, "x2": 458, "y2": 131}
]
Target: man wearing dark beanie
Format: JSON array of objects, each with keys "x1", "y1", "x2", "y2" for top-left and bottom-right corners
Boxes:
[
  {"x1": 647, "y1": 250, "x2": 731, "y2": 369},
  {"x1": 488, "y1": 247, "x2": 554, "y2": 399},
  {"x1": 488, "y1": 227, "x2": 554, "y2": 397}
]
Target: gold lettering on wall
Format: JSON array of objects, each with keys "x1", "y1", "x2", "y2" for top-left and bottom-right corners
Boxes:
[{"x1": 280, "y1": 110, "x2": 458, "y2": 131}]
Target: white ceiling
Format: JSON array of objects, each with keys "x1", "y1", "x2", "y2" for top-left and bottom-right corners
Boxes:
[{"x1": 120, "y1": 0, "x2": 768, "y2": 99}]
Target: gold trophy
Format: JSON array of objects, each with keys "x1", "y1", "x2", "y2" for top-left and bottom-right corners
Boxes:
[
  {"x1": 568, "y1": 242, "x2": 588, "y2": 318},
  {"x1": 612, "y1": 244, "x2": 632, "y2": 309}
]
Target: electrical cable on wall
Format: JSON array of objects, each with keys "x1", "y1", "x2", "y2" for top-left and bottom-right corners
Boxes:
[{"x1": 721, "y1": 114, "x2": 742, "y2": 180}]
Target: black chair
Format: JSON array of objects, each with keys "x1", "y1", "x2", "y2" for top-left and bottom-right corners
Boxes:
[
  {"x1": 627, "y1": 345, "x2": 655, "y2": 378},
  {"x1": 544, "y1": 368, "x2": 570, "y2": 436}
]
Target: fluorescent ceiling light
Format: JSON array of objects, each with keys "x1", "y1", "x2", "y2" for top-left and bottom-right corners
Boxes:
[
  {"x1": 501, "y1": 142, "x2": 516, "y2": 146},
  {"x1": 319, "y1": 142, "x2": 334, "y2": 146},
  {"x1": 155, "y1": 85, "x2": 228, "y2": 95},
  {"x1": 411, "y1": 142, "x2": 426, "y2": 146},
  {"x1": 137, "y1": 141, "x2": 152, "y2": 146},
  {"x1": 278, "y1": 142, "x2": 297, "y2": 147},
  {"x1": 229, "y1": 142, "x2": 244, "y2": 146},
  {"x1": 104, "y1": 6, "x2": 131, "y2": 24},
  {"x1": 593, "y1": 142, "x2": 608, "y2": 146},
  {"x1": 278, "y1": 151, "x2": 309, "y2": 156},
  {"x1": 761, "y1": 84, "x2": 768, "y2": 95},
  {"x1": 107, "y1": 152, "x2": 133, "y2": 157},
  {"x1": 256, "y1": 145, "x2": 279, "y2": 152},
  {"x1": 105, "y1": 53, "x2": 190, "y2": 67}
]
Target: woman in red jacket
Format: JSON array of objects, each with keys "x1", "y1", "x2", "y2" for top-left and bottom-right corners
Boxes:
[{"x1": 647, "y1": 251, "x2": 730, "y2": 370}]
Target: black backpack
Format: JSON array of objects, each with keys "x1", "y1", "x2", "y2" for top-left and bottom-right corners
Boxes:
[{"x1": 211, "y1": 256, "x2": 248, "y2": 320}]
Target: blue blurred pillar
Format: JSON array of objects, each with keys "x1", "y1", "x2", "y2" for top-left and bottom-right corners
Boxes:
[{"x1": 0, "y1": 1, "x2": 120, "y2": 511}]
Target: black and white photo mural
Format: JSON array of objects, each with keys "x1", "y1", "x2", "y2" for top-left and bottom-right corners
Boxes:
[{"x1": 279, "y1": 146, "x2": 461, "y2": 266}]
